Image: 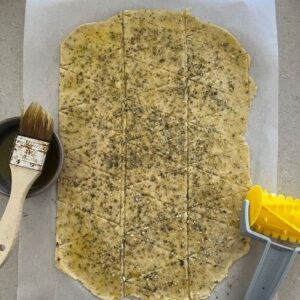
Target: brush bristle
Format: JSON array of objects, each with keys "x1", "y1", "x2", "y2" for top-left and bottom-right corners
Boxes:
[{"x1": 19, "y1": 103, "x2": 53, "y2": 141}]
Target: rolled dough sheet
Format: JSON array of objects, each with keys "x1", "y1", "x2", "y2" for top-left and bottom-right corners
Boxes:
[{"x1": 57, "y1": 9, "x2": 256, "y2": 300}]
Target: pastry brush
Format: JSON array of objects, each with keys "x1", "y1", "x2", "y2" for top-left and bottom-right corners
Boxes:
[
  {"x1": 0, "y1": 103, "x2": 53, "y2": 266},
  {"x1": 240, "y1": 185, "x2": 300, "y2": 300}
]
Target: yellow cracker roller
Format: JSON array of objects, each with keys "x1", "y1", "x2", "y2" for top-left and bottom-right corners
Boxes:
[{"x1": 240, "y1": 185, "x2": 300, "y2": 300}]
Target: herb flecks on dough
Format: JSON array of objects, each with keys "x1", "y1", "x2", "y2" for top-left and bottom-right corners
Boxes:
[{"x1": 57, "y1": 9, "x2": 256, "y2": 300}]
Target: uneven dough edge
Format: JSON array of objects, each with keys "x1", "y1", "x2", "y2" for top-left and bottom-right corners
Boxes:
[{"x1": 57, "y1": 9, "x2": 256, "y2": 300}]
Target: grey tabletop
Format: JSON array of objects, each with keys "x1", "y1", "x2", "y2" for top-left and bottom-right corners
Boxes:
[{"x1": 0, "y1": 0, "x2": 299, "y2": 299}]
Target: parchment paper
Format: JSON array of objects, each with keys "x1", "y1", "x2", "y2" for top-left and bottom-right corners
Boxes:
[{"x1": 19, "y1": 0, "x2": 278, "y2": 299}]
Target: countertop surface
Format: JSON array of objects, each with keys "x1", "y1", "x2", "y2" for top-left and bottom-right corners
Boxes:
[{"x1": 0, "y1": 0, "x2": 299, "y2": 299}]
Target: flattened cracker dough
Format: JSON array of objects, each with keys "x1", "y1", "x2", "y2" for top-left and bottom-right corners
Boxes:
[{"x1": 57, "y1": 9, "x2": 256, "y2": 300}]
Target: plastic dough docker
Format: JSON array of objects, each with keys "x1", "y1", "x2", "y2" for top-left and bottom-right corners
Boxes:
[{"x1": 240, "y1": 185, "x2": 300, "y2": 300}]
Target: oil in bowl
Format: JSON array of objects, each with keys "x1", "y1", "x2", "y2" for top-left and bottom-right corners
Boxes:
[{"x1": 0, "y1": 118, "x2": 63, "y2": 197}]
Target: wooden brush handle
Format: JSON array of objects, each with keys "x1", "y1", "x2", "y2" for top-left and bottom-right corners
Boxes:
[{"x1": 0, "y1": 165, "x2": 40, "y2": 267}]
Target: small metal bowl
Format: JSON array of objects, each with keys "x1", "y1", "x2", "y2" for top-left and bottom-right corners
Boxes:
[{"x1": 0, "y1": 117, "x2": 64, "y2": 198}]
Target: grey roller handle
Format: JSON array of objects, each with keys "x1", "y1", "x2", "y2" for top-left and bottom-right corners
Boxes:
[{"x1": 240, "y1": 201, "x2": 300, "y2": 300}]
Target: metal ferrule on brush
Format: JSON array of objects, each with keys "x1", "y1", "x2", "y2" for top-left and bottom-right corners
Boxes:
[{"x1": 10, "y1": 135, "x2": 50, "y2": 171}]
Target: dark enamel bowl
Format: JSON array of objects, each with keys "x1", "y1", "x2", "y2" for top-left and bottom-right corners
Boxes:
[{"x1": 0, "y1": 117, "x2": 64, "y2": 198}]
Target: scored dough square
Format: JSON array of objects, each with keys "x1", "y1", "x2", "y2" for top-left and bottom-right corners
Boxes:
[
  {"x1": 58, "y1": 157, "x2": 122, "y2": 224},
  {"x1": 126, "y1": 125, "x2": 187, "y2": 184},
  {"x1": 59, "y1": 68, "x2": 99, "y2": 109},
  {"x1": 190, "y1": 141, "x2": 250, "y2": 179},
  {"x1": 125, "y1": 212, "x2": 187, "y2": 257},
  {"x1": 124, "y1": 9, "x2": 185, "y2": 30},
  {"x1": 188, "y1": 80, "x2": 251, "y2": 135},
  {"x1": 75, "y1": 14, "x2": 123, "y2": 47},
  {"x1": 60, "y1": 69, "x2": 123, "y2": 131},
  {"x1": 60, "y1": 113, "x2": 123, "y2": 178},
  {"x1": 57, "y1": 243, "x2": 122, "y2": 300},
  {"x1": 188, "y1": 212, "x2": 248, "y2": 265},
  {"x1": 124, "y1": 234, "x2": 188, "y2": 298},
  {"x1": 126, "y1": 169, "x2": 187, "y2": 208},
  {"x1": 61, "y1": 14, "x2": 122, "y2": 66},
  {"x1": 124, "y1": 282, "x2": 165, "y2": 300},
  {"x1": 186, "y1": 15, "x2": 249, "y2": 69},
  {"x1": 186, "y1": 15, "x2": 250, "y2": 101},
  {"x1": 59, "y1": 112, "x2": 95, "y2": 150},
  {"x1": 56, "y1": 203, "x2": 122, "y2": 300},
  {"x1": 190, "y1": 192, "x2": 247, "y2": 227},
  {"x1": 188, "y1": 216, "x2": 249, "y2": 300},
  {"x1": 188, "y1": 78, "x2": 250, "y2": 109},
  {"x1": 187, "y1": 58, "x2": 250, "y2": 98},
  {"x1": 188, "y1": 165, "x2": 251, "y2": 210},
  {"x1": 125, "y1": 162, "x2": 187, "y2": 256},
  {"x1": 56, "y1": 202, "x2": 122, "y2": 265},
  {"x1": 124, "y1": 10, "x2": 185, "y2": 74},
  {"x1": 188, "y1": 122, "x2": 251, "y2": 166},
  {"x1": 125, "y1": 85, "x2": 186, "y2": 140},
  {"x1": 124, "y1": 282, "x2": 191, "y2": 300},
  {"x1": 61, "y1": 48, "x2": 123, "y2": 95},
  {"x1": 189, "y1": 256, "x2": 226, "y2": 300},
  {"x1": 125, "y1": 58, "x2": 185, "y2": 97}
]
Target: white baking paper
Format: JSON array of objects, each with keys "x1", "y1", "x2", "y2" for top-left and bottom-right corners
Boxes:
[{"x1": 19, "y1": 0, "x2": 278, "y2": 299}]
